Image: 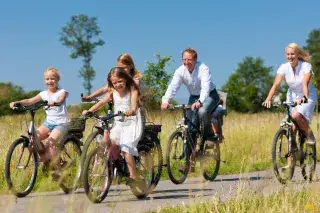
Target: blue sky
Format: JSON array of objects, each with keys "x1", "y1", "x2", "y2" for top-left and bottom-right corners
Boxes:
[{"x1": 1, "y1": 0, "x2": 319, "y2": 104}]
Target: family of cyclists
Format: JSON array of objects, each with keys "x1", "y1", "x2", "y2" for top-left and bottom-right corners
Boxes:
[{"x1": 7, "y1": 43, "x2": 318, "y2": 200}]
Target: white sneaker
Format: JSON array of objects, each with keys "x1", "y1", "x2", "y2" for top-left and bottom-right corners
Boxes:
[{"x1": 306, "y1": 140, "x2": 316, "y2": 145}]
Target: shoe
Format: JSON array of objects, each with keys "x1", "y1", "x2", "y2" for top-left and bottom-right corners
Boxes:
[
  {"x1": 42, "y1": 160, "x2": 51, "y2": 177},
  {"x1": 205, "y1": 141, "x2": 216, "y2": 149},
  {"x1": 126, "y1": 177, "x2": 145, "y2": 187},
  {"x1": 281, "y1": 165, "x2": 291, "y2": 172},
  {"x1": 51, "y1": 171, "x2": 60, "y2": 182}
]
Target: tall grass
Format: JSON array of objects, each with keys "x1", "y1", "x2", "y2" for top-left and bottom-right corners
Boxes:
[
  {"x1": 0, "y1": 109, "x2": 318, "y2": 193},
  {"x1": 154, "y1": 185, "x2": 320, "y2": 213}
]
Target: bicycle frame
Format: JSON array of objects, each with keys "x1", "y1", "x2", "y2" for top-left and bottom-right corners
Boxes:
[{"x1": 172, "y1": 105, "x2": 204, "y2": 161}]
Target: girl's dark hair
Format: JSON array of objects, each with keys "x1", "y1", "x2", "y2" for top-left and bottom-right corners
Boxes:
[{"x1": 107, "y1": 67, "x2": 140, "y2": 94}]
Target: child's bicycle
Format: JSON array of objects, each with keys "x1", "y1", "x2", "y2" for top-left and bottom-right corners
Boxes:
[
  {"x1": 271, "y1": 101, "x2": 317, "y2": 184},
  {"x1": 165, "y1": 104, "x2": 222, "y2": 184},
  {"x1": 4, "y1": 101, "x2": 83, "y2": 197},
  {"x1": 79, "y1": 94, "x2": 163, "y2": 192},
  {"x1": 82, "y1": 111, "x2": 156, "y2": 203}
]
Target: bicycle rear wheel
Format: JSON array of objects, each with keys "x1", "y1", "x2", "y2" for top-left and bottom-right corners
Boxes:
[
  {"x1": 5, "y1": 137, "x2": 38, "y2": 197},
  {"x1": 272, "y1": 128, "x2": 296, "y2": 184},
  {"x1": 138, "y1": 131, "x2": 163, "y2": 192},
  {"x1": 300, "y1": 137, "x2": 316, "y2": 182},
  {"x1": 57, "y1": 136, "x2": 82, "y2": 193},
  {"x1": 200, "y1": 141, "x2": 220, "y2": 181},
  {"x1": 83, "y1": 147, "x2": 113, "y2": 203},
  {"x1": 166, "y1": 130, "x2": 189, "y2": 184}
]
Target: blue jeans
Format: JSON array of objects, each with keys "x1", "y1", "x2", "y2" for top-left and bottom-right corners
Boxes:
[{"x1": 187, "y1": 89, "x2": 220, "y2": 140}]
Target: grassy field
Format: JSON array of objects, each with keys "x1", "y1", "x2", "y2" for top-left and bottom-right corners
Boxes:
[
  {"x1": 0, "y1": 109, "x2": 319, "y2": 194},
  {"x1": 154, "y1": 185, "x2": 320, "y2": 213}
]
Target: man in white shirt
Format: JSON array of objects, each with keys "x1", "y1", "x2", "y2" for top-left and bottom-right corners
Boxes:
[{"x1": 161, "y1": 48, "x2": 219, "y2": 142}]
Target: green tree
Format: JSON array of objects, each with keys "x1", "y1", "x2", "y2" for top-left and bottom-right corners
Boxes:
[
  {"x1": 60, "y1": 14, "x2": 105, "y2": 94},
  {"x1": 304, "y1": 29, "x2": 320, "y2": 99},
  {"x1": 0, "y1": 82, "x2": 40, "y2": 116},
  {"x1": 142, "y1": 54, "x2": 173, "y2": 108},
  {"x1": 221, "y1": 56, "x2": 275, "y2": 113}
]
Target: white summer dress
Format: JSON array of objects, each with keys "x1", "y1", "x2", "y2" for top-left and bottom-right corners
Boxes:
[
  {"x1": 277, "y1": 60, "x2": 317, "y2": 123},
  {"x1": 109, "y1": 90, "x2": 144, "y2": 156}
]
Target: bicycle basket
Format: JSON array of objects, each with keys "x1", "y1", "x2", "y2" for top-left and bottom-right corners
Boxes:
[
  {"x1": 145, "y1": 124, "x2": 162, "y2": 134},
  {"x1": 67, "y1": 117, "x2": 86, "y2": 133}
]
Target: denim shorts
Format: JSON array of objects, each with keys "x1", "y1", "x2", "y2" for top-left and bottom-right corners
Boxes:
[{"x1": 42, "y1": 121, "x2": 66, "y2": 132}]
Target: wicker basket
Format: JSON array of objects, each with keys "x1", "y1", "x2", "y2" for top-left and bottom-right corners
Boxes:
[{"x1": 67, "y1": 117, "x2": 86, "y2": 133}]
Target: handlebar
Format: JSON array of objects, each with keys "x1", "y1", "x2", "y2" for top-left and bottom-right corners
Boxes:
[
  {"x1": 167, "y1": 104, "x2": 192, "y2": 110},
  {"x1": 80, "y1": 93, "x2": 101, "y2": 103},
  {"x1": 84, "y1": 111, "x2": 124, "y2": 122},
  {"x1": 13, "y1": 101, "x2": 49, "y2": 112}
]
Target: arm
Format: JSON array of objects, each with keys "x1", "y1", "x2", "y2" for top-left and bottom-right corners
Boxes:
[
  {"x1": 125, "y1": 89, "x2": 139, "y2": 116},
  {"x1": 262, "y1": 74, "x2": 283, "y2": 108},
  {"x1": 302, "y1": 72, "x2": 312, "y2": 99},
  {"x1": 82, "y1": 85, "x2": 108, "y2": 101},
  {"x1": 49, "y1": 90, "x2": 68, "y2": 106},
  {"x1": 83, "y1": 92, "x2": 112, "y2": 115},
  {"x1": 161, "y1": 69, "x2": 182, "y2": 104},
  {"x1": 9, "y1": 94, "x2": 42, "y2": 108},
  {"x1": 199, "y1": 65, "x2": 211, "y2": 104}
]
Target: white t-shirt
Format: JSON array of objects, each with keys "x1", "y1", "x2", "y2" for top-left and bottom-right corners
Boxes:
[
  {"x1": 39, "y1": 89, "x2": 69, "y2": 124},
  {"x1": 277, "y1": 60, "x2": 317, "y2": 102}
]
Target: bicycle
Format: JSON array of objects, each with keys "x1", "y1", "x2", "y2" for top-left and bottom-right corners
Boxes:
[
  {"x1": 165, "y1": 104, "x2": 221, "y2": 184},
  {"x1": 80, "y1": 94, "x2": 163, "y2": 192},
  {"x1": 82, "y1": 111, "x2": 155, "y2": 203},
  {"x1": 271, "y1": 101, "x2": 317, "y2": 184},
  {"x1": 5, "y1": 101, "x2": 82, "y2": 197}
]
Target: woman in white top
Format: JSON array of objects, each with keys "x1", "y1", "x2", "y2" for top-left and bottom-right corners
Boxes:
[
  {"x1": 263, "y1": 43, "x2": 317, "y2": 144},
  {"x1": 10, "y1": 67, "x2": 69, "y2": 164}
]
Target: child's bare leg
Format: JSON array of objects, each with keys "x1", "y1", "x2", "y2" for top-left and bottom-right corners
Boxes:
[
  {"x1": 47, "y1": 128, "x2": 65, "y2": 165},
  {"x1": 124, "y1": 152, "x2": 136, "y2": 179},
  {"x1": 36, "y1": 126, "x2": 50, "y2": 161},
  {"x1": 108, "y1": 144, "x2": 119, "y2": 161}
]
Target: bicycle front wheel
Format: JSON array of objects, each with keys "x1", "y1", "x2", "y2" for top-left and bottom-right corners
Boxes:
[
  {"x1": 166, "y1": 130, "x2": 189, "y2": 184},
  {"x1": 83, "y1": 147, "x2": 113, "y2": 203},
  {"x1": 200, "y1": 141, "x2": 220, "y2": 181},
  {"x1": 80, "y1": 130, "x2": 103, "y2": 178},
  {"x1": 300, "y1": 140, "x2": 316, "y2": 182},
  {"x1": 272, "y1": 128, "x2": 296, "y2": 184},
  {"x1": 5, "y1": 137, "x2": 38, "y2": 197}
]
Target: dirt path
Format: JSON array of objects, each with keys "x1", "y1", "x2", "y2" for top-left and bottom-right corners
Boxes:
[{"x1": 1, "y1": 166, "x2": 319, "y2": 213}]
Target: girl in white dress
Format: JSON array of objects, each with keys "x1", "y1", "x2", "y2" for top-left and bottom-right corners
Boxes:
[
  {"x1": 83, "y1": 67, "x2": 143, "y2": 181},
  {"x1": 263, "y1": 43, "x2": 317, "y2": 145}
]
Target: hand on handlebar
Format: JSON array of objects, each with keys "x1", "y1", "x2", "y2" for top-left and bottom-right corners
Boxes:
[
  {"x1": 296, "y1": 96, "x2": 308, "y2": 105},
  {"x1": 262, "y1": 99, "x2": 272, "y2": 108},
  {"x1": 161, "y1": 103, "x2": 169, "y2": 110},
  {"x1": 191, "y1": 101, "x2": 201, "y2": 110}
]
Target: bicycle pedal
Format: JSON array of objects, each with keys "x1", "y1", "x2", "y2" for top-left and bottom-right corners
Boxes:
[{"x1": 220, "y1": 159, "x2": 226, "y2": 163}]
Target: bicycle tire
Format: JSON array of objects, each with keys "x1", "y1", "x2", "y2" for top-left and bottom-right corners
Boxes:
[
  {"x1": 200, "y1": 141, "x2": 220, "y2": 181},
  {"x1": 83, "y1": 147, "x2": 112, "y2": 203},
  {"x1": 80, "y1": 130, "x2": 103, "y2": 178},
  {"x1": 58, "y1": 137, "x2": 82, "y2": 194},
  {"x1": 5, "y1": 137, "x2": 38, "y2": 197},
  {"x1": 138, "y1": 131, "x2": 163, "y2": 192},
  {"x1": 166, "y1": 130, "x2": 189, "y2": 184},
  {"x1": 272, "y1": 128, "x2": 296, "y2": 184}
]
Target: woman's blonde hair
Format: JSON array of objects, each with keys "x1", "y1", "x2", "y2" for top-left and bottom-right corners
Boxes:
[
  {"x1": 117, "y1": 53, "x2": 142, "y2": 79},
  {"x1": 285, "y1": 43, "x2": 310, "y2": 63},
  {"x1": 44, "y1": 66, "x2": 61, "y2": 81}
]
